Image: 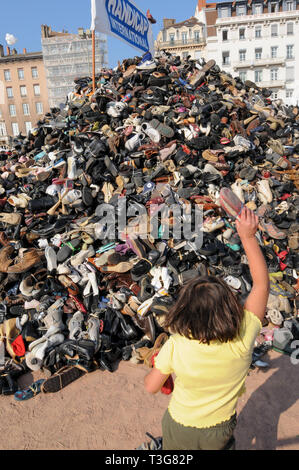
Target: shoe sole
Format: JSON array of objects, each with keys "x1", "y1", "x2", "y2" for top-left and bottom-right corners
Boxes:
[{"x1": 41, "y1": 366, "x2": 85, "y2": 393}]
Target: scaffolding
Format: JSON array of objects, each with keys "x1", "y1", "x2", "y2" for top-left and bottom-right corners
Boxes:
[{"x1": 41, "y1": 26, "x2": 108, "y2": 108}]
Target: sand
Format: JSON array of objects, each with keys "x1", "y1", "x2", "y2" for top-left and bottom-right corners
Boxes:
[{"x1": 0, "y1": 350, "x2": 298, "y2": 450}]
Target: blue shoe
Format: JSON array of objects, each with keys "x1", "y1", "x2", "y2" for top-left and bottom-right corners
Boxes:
[
  {"x1": 14, "y1": 379, "x2": 45, "y2": 401},
  {"x1": 138, "y1": 51, "x2": 152, "y2": 65}
]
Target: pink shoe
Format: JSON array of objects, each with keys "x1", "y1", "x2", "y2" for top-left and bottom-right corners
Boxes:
[{"x1": 219, "y1": 188, "x2": 243, "y2": 219}]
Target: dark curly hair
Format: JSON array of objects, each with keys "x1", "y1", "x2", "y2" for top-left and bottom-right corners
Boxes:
[{"x1": 164, "y1": 276, "x2": 245, "y2": 344}]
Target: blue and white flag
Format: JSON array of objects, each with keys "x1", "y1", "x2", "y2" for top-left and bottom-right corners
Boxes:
[{"x1": 91, "y1": 0, "x2": 154, "y2": 54}]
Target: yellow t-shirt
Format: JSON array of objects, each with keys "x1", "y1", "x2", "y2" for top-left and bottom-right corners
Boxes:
[{"x1": 155, "y1": 309, "x2": 261, "y2": 428}]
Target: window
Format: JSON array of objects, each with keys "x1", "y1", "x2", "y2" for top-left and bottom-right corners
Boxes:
[
  {"x1": 182, "y1": 51, "x2": 189, "y2": 59},
  {"x1": 4, "y1": 70, "x2": 11, "y2": 81},
  {"x1": 271, "y1": 68, "x2": 278, "y2": 81},
  {"x1": 222, "y1": 30, "x2": 228, "y2": 41},
  {"x1": 182, "y1": 32, "x2": 187, "y2": 44},
  {"x1": 270, "y1": 2, "x2": 279, "y2": 13},
  {"x1": 255, "y1": 48, "x2": 262, "y2": 60},
  {"x1": 286, "y1": 90, "x2": 294, "y2": 98},
  {"x1": 25, "y1": 122, "x2": 32, "y2": 134},
  {"x1": 253, "y1": 3, "x2": 263, "y2": 14},
  {"x1": 255, "y1": 26, "x2": 262, "y2": 38},
  {"x1": 286, "y1": 66, "x2": 295, "y2": 81},
  {"x1": 194, "y1": 31, "x2": 200, "y2": 42},
  {"x1": 271, "y1": 24, "x2": 278, "y2": 37},
  {"x1": 239, "y1": 28, "x2": 245, "y2": 40},
  {"x1": 255, "y1": 70, "x2": 263, "y2": 82},
  {"x1": 6, "y1": 87, "x2": 13, "y2": 98},
  {"x1": 272, "y1": 90, "x2": 278, "y2": 99},
  {"x1": 239, "y1": 71, "x2": 247, "y2": 82},
  {"x1": 285, "y1": 1, "x2": 294, "y2": 11},
  {"x1": 169, "y1": 33, "x2": 175, "y2": 43},
  {"x1": 287, "y1": 23, "x2": 294, "y2": 35},
  {"x1": 18, "y1": 69, "x2": 24, "y2": 80},
  {"x1": 239, "y1": 50, "x2": 246, "y2": 62},
  {"x1": 31, "y1": 67, "x2": 38, "y2": 79},
  {"x1": 20, "y1": 85, "x2": 27, "y2": 97},
  {"x1": 286, "y1": 45, "x2": 294, "y2": 59},
  {"x1": 271, "y1": 46, "x2": 278, "y2": 58},
  {"x1": 219, "y1": 6, "x2": 231, "y2": 18},
  {"x1": 9, "y1": 104, "x2": 16, "y2": 116},
  {"x1": 36, "y1": 102, "x2": 43, "y2": 114},
  {"x1": 222, "y1": 51, "x2": 230, "y2": 65},
  {"x1": 12, "y1": 123, "x2": 19, "y2": 136},
  {"x1": 0, "y1": 122, "x2": 6, "y2": 136},
  {"x1": 23, "y1": 103, "x2": 30, "y2": 116},
  {"x1": 237, "y1": 4, "x2": 246, "y2": 15},
  {"x1": 33, "y1": 84, "x2": 40, "y2": 96}
]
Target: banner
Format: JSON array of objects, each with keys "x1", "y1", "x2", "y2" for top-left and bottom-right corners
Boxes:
[{"x1": 91, "y1": 0, "x2": 154, "y2": 54}]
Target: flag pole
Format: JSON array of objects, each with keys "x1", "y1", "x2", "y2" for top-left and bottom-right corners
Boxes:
[{"x1": 92, "y1": 29, "x2": 96, "y2": 92}]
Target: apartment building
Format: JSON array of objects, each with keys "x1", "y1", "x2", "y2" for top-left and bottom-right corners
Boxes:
[
  {"x1": 155, "y1": 17, "x2": 206, "y2": 60},
  {"x1": 196, "y1": 0, "x2": 299, "y2": 105},
  {"x1": 157, "y1": 1, "x2": 299, "y2": 105},
  {"x1": 0, "y1": 45, "x2": 49, "y2": 144},
  {"x1": 41, "y1": 25, "x2": 108, "y2": 108}
]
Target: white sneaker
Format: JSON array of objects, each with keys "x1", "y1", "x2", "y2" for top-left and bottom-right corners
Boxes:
[
  {"x1": 106, "y1": 101, "x2": 127, "y2": 117},
  {"x1": 231, "y1": 182, "x2": 245, "y2": 203},
  {"x1": 257, "y1": 180, "x2": 273, "y2": 204},
  {"x1": 141, "y1": 123, "x2": 161, "y2": 143},
  {"x1": 125, "y1": 132, "x2": 146, "y2": 151},
  {"x1": 136, "y1": 60, "x2": 156, "y2": 71}
]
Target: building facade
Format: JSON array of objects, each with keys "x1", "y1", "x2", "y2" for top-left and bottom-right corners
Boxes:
[
  {"x1": 155, "y1": 17, "x2": 206, "y2": 60},
  {"x1": 41, "y1": 25, "x2": 108, "y2": 108},
  {"x1": 158, "y1": 0, "x2": 299, "y2": 105},
  {"x1": 197, "y1": 0, "x2": 299, "y2": 105},
  {"x1": 0, "y1": 45, "x2": 49, "y2": 144}
]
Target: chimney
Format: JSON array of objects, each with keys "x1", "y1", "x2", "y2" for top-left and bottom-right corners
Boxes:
[
  {"x1": 197, "y1": 0, "x2": 207, "y2": 11},
  {"x1": 163, "y1": 19, "x2": 176, "y2": 29},
  {"x1": 23, "y1": 48, "x2": 27, "y2": 54},
  {"x1": 6, "y1": 46, "x2": 10, "y2": 56},
  {"x1": 41, "y1": 24, "x2": 51, "y2": 38},
  {"x1": 0, "y1": 45, "x2": 4, "y2": 57}
]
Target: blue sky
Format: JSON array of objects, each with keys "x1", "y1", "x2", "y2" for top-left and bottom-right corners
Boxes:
[{"x1": 0, "y1": 0, "x2": 221, "y2": 68}]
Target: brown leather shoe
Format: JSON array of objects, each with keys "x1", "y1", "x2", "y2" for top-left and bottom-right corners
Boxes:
[
  {"x1": 6, "y1": 248, "x2": 43, "y2": 274},
  {"x1": 0, "y1": 246, "x2": 15, "y2": 272},
  {"x1": 0, "y1": 232, "x2": 10, "y2": 247}
]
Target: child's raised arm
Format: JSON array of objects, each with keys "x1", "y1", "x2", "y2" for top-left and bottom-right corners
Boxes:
[{"x1": 236, "y1": 207, "x2": 270, "y2": 322}]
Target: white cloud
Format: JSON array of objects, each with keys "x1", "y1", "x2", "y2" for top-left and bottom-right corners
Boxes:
[{"x1": 5, "y1": 34, "x2": 17, "y2": 46}]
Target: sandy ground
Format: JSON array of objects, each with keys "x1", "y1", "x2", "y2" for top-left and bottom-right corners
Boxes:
[{"x1": 0, "y1": 350, "x2": 298, "y2": 451}]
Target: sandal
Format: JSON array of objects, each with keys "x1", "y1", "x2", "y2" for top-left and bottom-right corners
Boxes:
[{"x1": 14, "y1": 379, "x2": 45, "y2": 401}]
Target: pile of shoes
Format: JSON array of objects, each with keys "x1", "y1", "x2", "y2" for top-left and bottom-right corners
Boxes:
[{"x1": 0, "y1": 50, "x2": 298, "y2": 395}]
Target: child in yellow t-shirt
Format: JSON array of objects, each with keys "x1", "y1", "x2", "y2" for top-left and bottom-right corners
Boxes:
[{"x1": 144, "y1": 207, "x2": 270, "y2": 450}]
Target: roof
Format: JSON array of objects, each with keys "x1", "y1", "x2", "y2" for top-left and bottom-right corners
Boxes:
[
  {"x1": 0, "y1": 52, "x2": 43, "y2": 63},
  {"x1": 168, "y1": 17, "x2": 204, "y2": 29}
]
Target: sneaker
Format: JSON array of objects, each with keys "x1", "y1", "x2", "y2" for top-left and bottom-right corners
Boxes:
[
  {"x1": 136, "y1": 433, "x2": 162, "y2": 450},
  {"x1": 136, "y1": 60, "x2": 156, "y2": 71}
]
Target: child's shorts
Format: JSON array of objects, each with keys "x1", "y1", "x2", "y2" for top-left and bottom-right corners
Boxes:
[{"x1": 162, "y1": 409, "x2": 237, "y2": 450}]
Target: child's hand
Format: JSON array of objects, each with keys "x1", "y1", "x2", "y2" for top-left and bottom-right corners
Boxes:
[{"x1": 236, "y1": 207, "x2": 259, "y2": 240}]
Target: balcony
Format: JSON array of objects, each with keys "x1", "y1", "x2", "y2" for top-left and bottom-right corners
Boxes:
[
  {"x1": 216, "y1": 9, "x2": 299, "y2": 25},
  {"x1": 234, "y1": 57, "x2": 286, "y2": 69},
  {"x1": 258, "y1": 80, "x2": 285, "y2": 88},
  {"x1": 157, "y1": 38, "x2": 206, "y2": 49}
]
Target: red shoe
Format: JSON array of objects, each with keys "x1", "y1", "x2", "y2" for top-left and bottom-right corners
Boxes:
[{"x1": 146, "y1": 9, "x2": 156, "y2": 24}]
